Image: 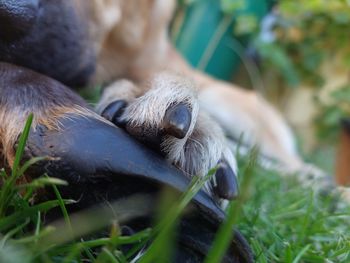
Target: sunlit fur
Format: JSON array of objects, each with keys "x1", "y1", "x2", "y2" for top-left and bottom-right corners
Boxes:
[{"x1": 91, "y1": 0, "x2": 327, "y2": 187}]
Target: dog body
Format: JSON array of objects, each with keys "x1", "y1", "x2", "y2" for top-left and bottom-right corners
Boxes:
[
  {"x1": 89, "y1": 0, "x2": 312, "y2": 175},
  {"x1": 0, "y1": 0, "x2": 333, "y2": 202}
]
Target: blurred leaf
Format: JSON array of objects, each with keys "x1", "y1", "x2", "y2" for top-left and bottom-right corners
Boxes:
[
  {"x1": 300, "y1": 45, "x2": 324, "y2": 72},
  {"x1": 177, "y1": 0, "x2": 199, "y2": 6},
  {"x1": 0, "y1": 242, "x2": 31, "y2": 263},
  {"x1": 331, "y1": 85, "x2": 350, "y2": 103},
  {"x1": 17, "y1": 177, "x2": 68, "y2": 190},
  {"x1": 205, "y1": 148, "x2": 257, "y2": 263},
  {"x1": 0, "y1": 200, "x2": 74, "y2": 232},
  {"x1": 255, "y1": 41, "x2": 300, "y2": 87},
  {"x1": 321, "y1": 107, "x2": 344, "y2": 127},
  {"x1": 234, "y1": 14, "x2": 258, "y2": 35},
  {"x1": 220, "y1": 0, "x2": 246, "y2": 14}
]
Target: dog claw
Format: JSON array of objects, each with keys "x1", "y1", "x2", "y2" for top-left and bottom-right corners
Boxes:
[
  {"x1": 162, "y1": 103, "x2": 192, "y2": 139},
  {"x1": 101, "y1": 100, "x2": 127, "y2": 126},
  {"x1": 213, "y1": 160, "x2": 239, "y2": 200}
]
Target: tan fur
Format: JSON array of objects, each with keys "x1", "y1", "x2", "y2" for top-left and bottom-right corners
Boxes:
[
  {"x1": 87, "y1": 0, "x2": 320, "y2": 180},
  {"x1": 0, "y1": 0, "x2": 337, "y2": 203},
  {"x1": 0, "y1": 104, "x2": 103, "y2": 167},
  {"x1": 0, "y1": 1, "x2": 326, "y2": 193},
  {"x1": 0, "y1": 63, "x2": 110, "y2": 168},
  {"x1": 97, "y1": 72, "x2": 237, "y2": 178}
]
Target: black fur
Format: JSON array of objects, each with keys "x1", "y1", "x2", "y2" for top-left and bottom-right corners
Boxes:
[
  {"x1": 0, "y1": 1, "x2": 255, "y2": 260},
  {"x1": 0, "y1": 0, "x2": 95, "y2": 87}
]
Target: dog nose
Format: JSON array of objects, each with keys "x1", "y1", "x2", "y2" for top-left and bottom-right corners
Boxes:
[{"x1": 0, "y1": 0, "x2": 39, "y2": 41}]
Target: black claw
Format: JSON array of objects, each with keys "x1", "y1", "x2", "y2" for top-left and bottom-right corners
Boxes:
[
  {"x1": 213, "y1": 160, "x2": 239, "y2": 200},
  {"x1": 101, "y1": 100, "x2": 127, "y2": 126},
  {"x1": 162, "y1": 103, "x2": 192, "y2": 139}
]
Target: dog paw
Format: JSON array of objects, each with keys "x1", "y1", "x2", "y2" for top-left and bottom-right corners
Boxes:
[
  {"x1": 170, "y1": 112, "x2": 239, "y2": 202},
  {"x1": 97, "y1": 73, "x2": 239, "y2": 202}
]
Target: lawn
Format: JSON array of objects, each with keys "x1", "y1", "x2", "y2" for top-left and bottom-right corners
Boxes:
[
  {"x1": 236, "y1": 155, "x2": 350, "y2": 262},
  {"x1": 0, "y1": 116, "x2": 349, "y2": 263}
]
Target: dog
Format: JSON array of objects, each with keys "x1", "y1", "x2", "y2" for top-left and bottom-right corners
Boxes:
[
  {"x1": 0, "y1": 0, "x2": 342, "y2": 204},
  {"x1": 89, "y1": 0, "x2": 332, "y2": 190},
  {"x1": 0, "y1": 61, "x2": 254, "y2": 262},
  {"x1": 0, "y1": 2, "x2": 257, "y2": 260}
]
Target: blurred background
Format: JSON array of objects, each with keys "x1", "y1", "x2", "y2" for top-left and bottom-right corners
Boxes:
[
  {"x1": 2, "y1": 2, "x2": 350, "y2": 262},
  {"x1": 171, "y1": 0, "x2": 350, "y2": 175}
]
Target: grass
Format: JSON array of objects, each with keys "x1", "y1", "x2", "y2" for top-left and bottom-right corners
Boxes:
[
  {"x1": 236, "y1": 158, "x2": 350, "y2": 262},
  {"x1": 170, "y1": 2, "x2": 350, "y2": 260},
  {"x1": 0, "y1": 116, "x2": 350, "y2": 263}
]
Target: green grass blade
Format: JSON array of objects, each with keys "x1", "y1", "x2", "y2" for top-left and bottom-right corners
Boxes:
[
  {"x1": 62, "y1": 244, "x2": 82, "y2": 263},
  {"x1": 0, "y1": 200, "x2": 74, "y2": 232},
  {"x1": 11, "y1": 113, "x2": 33, "y2": 178},
  {"x1": 96, "y1": 247, "x2": 120, "y2": 263},
  {"x1": 34, "y1": 211, "x2": 41, "y2": 244},
  {"x1": 17, "y1": 156, "x2": 49, "y2": 179},
  {"x1": 0, "y1": 218, "x2": 30, "y2": 248},
  {"x1": 292, "y1": 244, "x2": 311, "y2": 263},
  {"x1": 0, "y1": 114, "x2": 33, "y2": 217},
  {"x1": 204, "y1": 148, "x2": 258, "y2": 263},
  {"x1": 49, "y1": 175, "x2": 73, "y2": 234},
  {"x1": 138, "y1": 169, "x2": 216, "y2": 263},
  {"x1": 81, "y1": 245, "x2": 96, "y2": 262},
  {"x1": 13, "y1": 226, "x2": 56, "y2": 245}
]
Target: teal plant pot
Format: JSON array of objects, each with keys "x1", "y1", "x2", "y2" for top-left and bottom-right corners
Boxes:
[{"x1": 175, "y1": 0, "x2": 271, "y2": 81}]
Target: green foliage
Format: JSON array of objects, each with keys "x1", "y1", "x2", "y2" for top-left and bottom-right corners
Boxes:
[
  {"x1": 205, "y1": 148, "x2": 258, "y2": 263},
  {"x1": 138, "y1": 169, "x2": 216, "y2": 263},
  {"x1": 234, "y1": 14, "x2": 258, "y2": 35},
  {"x1": 315, "y1": 85, "x2": 350, "y2": 141},
  {"x1": 236, "y1": 155, "x2": 350, "y2": 262},
  {"x1": 175, "y1": 0, "x2": 350, "y2": 142},
  {"x1": 0, "y1": 115, "x2": 239, "y2": 262},
  {"x1": 77, "y1": 85, "x2": 102, "y2": 105},
  {"x1": 220, "y1": 0, "x2": 258, "y2": 35},
  {"x1": 255, "y1": 0, "x2": 350, "y2": 87},
  {"x1": 220, "y1": 0, "x2": 246, "y2": 14},
  {"x1": 0, "y1": 114, "x2": 34, "y2": 217},
  {"x1": 247, "y1": 0, "x2": 350, "y2": 142},
  {"x1": 254, "y1": 40, "x2": 300, "y2": 87}
]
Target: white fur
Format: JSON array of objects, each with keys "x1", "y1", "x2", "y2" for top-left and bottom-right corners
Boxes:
[
  {"x1": 121, "y1": 72, "x2": 199, "y2": 130},
  {"x1": 97, "y1": 72, "x2": 238, "y2": 202},
  {"x1": 96, "y1": 79, "x2": 139, "y2": 114}
]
